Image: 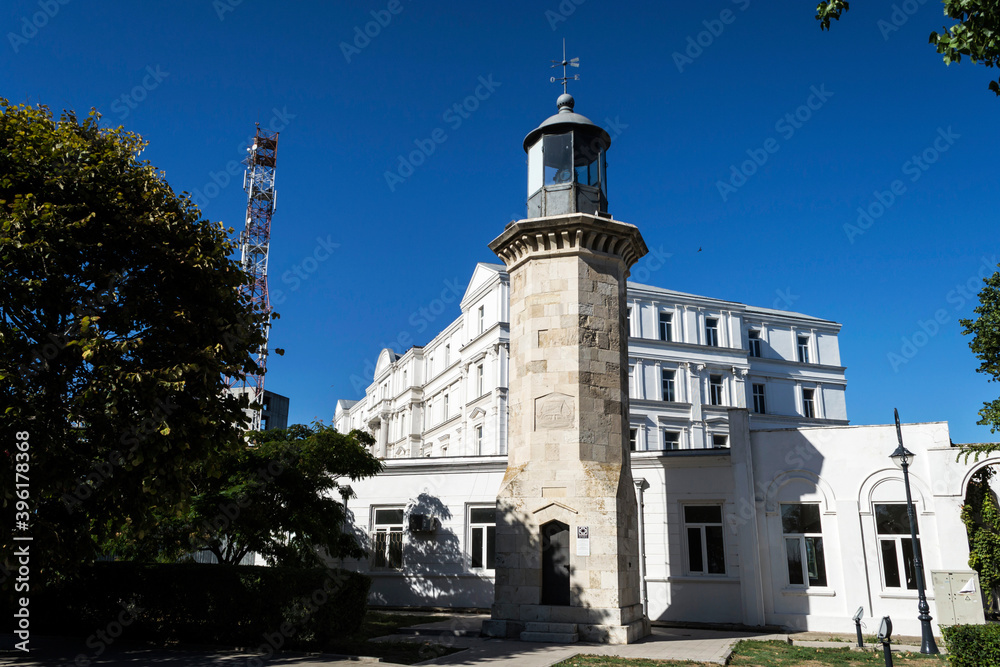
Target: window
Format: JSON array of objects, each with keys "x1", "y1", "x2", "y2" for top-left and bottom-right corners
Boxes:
[
  {"x1": 659, "y1": 311, "x2": 673, "y2": 342},
  {"x1": 797, "y1": 335, "x2": 810, "y2": 363},
  {"x1": 626, "y1": 308, "x2": 633, "y2": 337},
  {"x1": 709, "y1": 374, "x2": 724, "y2": 406},
  {"x1": 752, "y1": 383, "x2": 767, "y2": 414},
  {"x1": 629, "y1": 364, "x2": 636, "y2": 399},
  {"x1": 478, "y1": 305, "x2": 485, "y2": 334},
  {"x1": 372, "y1": 508, "x2": 404, "y2": 569},
  {"x1": 748, "y1": 330, "x2": 762, "y2": 357},
  {"x1": 802, "y1": 388, "x2": 816, "y2": 418},
  {"x1": 443, "y1": 394, "x2": 449, "y2": 420},
  {"x1": 661, "y1": 369, "x2": 676, "y2": 402},
  {"x1": 402, "y1": 370, "x2": 407, "y2": 388},
  {"x1": 663, "y1": 430, "x2": 681, "y2": 450},
  {"x1": 875, "y1": 504, "x2": 921, "y2": 590},
  {"x1": 629, "y1": 428, "x2": 637, "y2": 451},
  {"x1": 475, "y1": 425, "x2": 483, "y2": 454},
  {"x1": 469, "y1": 507, "x2": 496, "y2": 570},
  {"x1": 477, "y1": 364, "x2": 485, "y2": 396},
  {"x1": 429, "y1": 356, "x2": 435, "y2": 377},
  {"x1": 781, "y1": 504, "x2": 827, "y2": 587},
  {"x1": 684, "y1": 505, "x2": 725, "y2": 574},
  {"x1": 705, "y1": 318, "x2": 719, "y2": 347},
  {"x1": 712, "y1": 434, "x2": 728, "y2": 448},
  {"x1": 444, "y1": 344, "x2": 450, "y2": 366}
]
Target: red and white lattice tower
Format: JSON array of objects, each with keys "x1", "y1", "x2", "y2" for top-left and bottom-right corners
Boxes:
[{"x1": 228, "y1": 125, "x2": 278, "y2": 430}]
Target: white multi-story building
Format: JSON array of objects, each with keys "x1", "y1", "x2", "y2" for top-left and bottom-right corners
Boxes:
[
  {"x1": 331, "y1": 91, "x2": 990, "y2": 639},
  {"x1": 335, "y1": 263, "x2": 847, "y2": 457}
]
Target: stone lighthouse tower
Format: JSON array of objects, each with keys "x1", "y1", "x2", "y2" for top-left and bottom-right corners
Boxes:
[{"x1": 481, "y1": 87, "x2": 650, "y2": 644}]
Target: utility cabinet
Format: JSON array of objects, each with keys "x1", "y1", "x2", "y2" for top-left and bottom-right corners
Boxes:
[{"x1": 931, "y1": 570, "x2": 986, "y2": 626}]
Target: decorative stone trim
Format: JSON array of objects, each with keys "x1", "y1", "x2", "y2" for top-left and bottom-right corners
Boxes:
[{"x1": 489, "y1": 213, "x2": 648, "y2": 272}]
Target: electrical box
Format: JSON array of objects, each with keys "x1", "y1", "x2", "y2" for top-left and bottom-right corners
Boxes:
[{"x1": 931, "y1": 570, "x2": 986, "y2": 626}]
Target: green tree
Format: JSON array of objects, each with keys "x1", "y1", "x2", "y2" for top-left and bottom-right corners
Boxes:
[
  {"x1": 0, "y1": 100, "x2": 268, "y2": 584},
  {"x1": 962, "y1": 266, "x2": 1000, "y2": 436},
  {"x1": 962, "y1": 466, "x2": 1000, "y2": 614},
  {"x1": 817, "y1": 1, "x2": 1000, "y2": 96},
  {"x1": 133, "y1": 424, "x2": 382, "y2": 567}
]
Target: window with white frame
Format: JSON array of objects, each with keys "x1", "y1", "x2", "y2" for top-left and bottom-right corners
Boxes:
[
  {"x1": 705, "y1": 317, "x2": 719, "y2": 347},
  {"x1": 663, "y1": 429, "x2": 681, "y2": 450},
  {"x1": 629, "y1": 364, "x2": 637, "y2": 398},
  {"x1": 752, "y1": 383, "x2": 767, "y2": 414},
  {"x1": 626, "y1": 307, "x2": 633, "y2": 337},
  {"x1": 781, "y1": 504, "x2": 827, "y2": 587},
  {"x1": 659, "y1": 311, "x2": 673, "y2": 342},
  {"x1": 469, "y1": 507, "x2": 496, "y2": 571},
  {"x1": 709, "y1": 374, "x2": 724, "y2": 406},
  {"x1": 797, "y1": 335, "x2": 811, "y2": 363},
  {"x1": 712, "y1": 434, "x2": 728, "y2": 448},
  {"x1": 802, "y1": 388, "x2": 816, "y2": 418},
  {"x1": 402, "y1": 369, "x2": 407, "y2": 388},
  {"x1": 478, "y1": 305, "x2": 485, "y2": 334},
  {"x1": 372, "y1": 508, "x2": 404, "y2": 569},
  {"x1": 444, "y1": 344, "x2": 450, "y2": 366},
  {"x1": 661, "y1": 368, "x2": 676, "y2": 402},
  {"x1": 443, "y1": 393, "x2": 449, "y2": 420},
  {"x1": 629, "y1": 428, "x2": 637, "y2": 451},
  {"x1": 475, "y1": 425, "x2": 483, "y2": 454},
  {"x1": 684, "y1": 505, "x2": 726, "y2": 575},
  {"x1": 477, "y1": 363, "x2": 484, "y2": 396},
  {"x1": 748, "y1": 329, "x2": 762, "y2": 357},
  {"x1": 875, "y1": 503, "x2": 921, "y2": 590}
]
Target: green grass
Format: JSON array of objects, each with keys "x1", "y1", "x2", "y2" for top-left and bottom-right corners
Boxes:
[
  {"x1": 321, "y1": 611, "x2": 462, "y2": 665},
  {"x1": 552, "y1": 640, "x2": 950, "y2": 667}
]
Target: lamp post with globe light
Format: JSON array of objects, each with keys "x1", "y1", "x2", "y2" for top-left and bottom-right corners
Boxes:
[{"x1": 890, "y1": 409, "x2": 939, "y2": 655}]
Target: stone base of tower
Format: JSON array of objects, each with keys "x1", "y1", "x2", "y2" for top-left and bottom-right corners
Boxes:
[{"x1": 482, "y1": 603, "x2": 649, "y2": 644}]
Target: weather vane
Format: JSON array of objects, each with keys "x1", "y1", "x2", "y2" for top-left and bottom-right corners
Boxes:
[{"x1": 550, "y1": 38, "x2": 579, "y2": 94}]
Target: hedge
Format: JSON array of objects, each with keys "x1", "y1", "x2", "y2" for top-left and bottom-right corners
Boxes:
[
  {"x1": 942, "y1": 623, "x2": 1000, "y2": 667},
  {"x1": 27, "y1": 562, "x2": 370, "y2": 648}
]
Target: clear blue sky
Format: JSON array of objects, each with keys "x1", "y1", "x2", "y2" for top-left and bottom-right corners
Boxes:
[{"x1": 5, "y1": 0, "x2": 997, "y2": 444}]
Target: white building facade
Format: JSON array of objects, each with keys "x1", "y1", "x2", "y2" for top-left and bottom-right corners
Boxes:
[{"x1": 334, "y1": 264, "x2": 988, "y2": 637}]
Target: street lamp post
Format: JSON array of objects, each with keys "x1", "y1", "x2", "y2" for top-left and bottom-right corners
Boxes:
[{"x1": 890, "y1": 409, "x2": 939, "y2": 655}]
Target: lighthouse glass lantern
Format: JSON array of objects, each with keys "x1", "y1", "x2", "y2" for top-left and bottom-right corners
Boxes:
[{"x1": 524, "y1": 93, "x2": 610, "y2": 218}]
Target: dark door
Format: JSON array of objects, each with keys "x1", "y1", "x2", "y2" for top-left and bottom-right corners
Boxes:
[{"x1": 541, "y1": 521, "x2": 570, "y2": 606}]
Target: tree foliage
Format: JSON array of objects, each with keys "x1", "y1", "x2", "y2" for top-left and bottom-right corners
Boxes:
[
  {"x1": 0, "y1": 100, "x2": 268, "y2": 583},
  {"x1": 128, "y1": 424, "x2": 382, "y2": 567},
  {"x1": 962, "y1": 466, "x2": 1000, "y2": 613},
  {"x1": 961, "y1": 265, "x2": 1000, "y2": 435},
  {"x1": 817, "y1": 1, "x2": 1000, "y2": 95}
]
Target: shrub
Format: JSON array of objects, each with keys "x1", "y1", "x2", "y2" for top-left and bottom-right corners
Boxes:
[
  {"x1": 942, "y1": 623, "x2": 1000, "y2": 667},
  {"x1": 28, "y1": 562, "x2": 370, "y2": 647}
]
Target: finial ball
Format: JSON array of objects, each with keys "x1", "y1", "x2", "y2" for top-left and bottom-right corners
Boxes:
[{"x1": 557, "y1": 93, "x2": 575, "y2": 112}]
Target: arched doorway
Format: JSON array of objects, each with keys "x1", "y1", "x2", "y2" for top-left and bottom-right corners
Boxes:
[{"x1": 541, "y1": 520, "x2": 570, "y2": 606}]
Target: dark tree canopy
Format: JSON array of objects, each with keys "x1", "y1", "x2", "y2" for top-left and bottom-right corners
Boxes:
[
  {"x1": 817, "y1": 1, "x2": 1000, "y2": 95},
  {"x1": 0, "y1": 100, "x2": 268, "y2": 583},
  {"x1": 118, "y1": 424, "x2": 382, "y2": 567}
]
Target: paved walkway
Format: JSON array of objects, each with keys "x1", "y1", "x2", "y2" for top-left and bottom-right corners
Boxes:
[{"x1": 7, "y1": 616, "x2": 914, "y2": 666}]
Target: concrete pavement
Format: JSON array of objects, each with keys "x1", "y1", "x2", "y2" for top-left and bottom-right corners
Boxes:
[{"x1": 0, "y1": 615, "x2": 787, "y2": 667}]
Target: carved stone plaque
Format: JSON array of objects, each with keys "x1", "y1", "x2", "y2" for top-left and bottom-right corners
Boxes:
[{"x1": 535, "y1": 392, "x2": 574, "y2": 430}]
